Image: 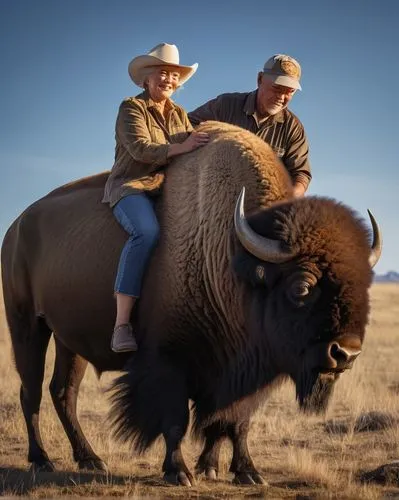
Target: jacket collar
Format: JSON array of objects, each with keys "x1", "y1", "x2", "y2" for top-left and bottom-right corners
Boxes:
[{"x1": 138, "y1": 89, "x2": 176, "y2": 111}]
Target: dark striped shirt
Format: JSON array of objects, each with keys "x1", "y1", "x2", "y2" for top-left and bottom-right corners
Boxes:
[{"x1": 188, "y1": 90, "x2": 311, "y2": 189}]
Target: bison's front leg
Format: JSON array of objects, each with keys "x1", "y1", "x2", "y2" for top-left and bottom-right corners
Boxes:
[
  {"x1": 195, "y1": 422, "x2": 226, "y2": 480},
  {"x1": 161, "y1": 371, "x2": 194, "y2": 487},
  {"x1": 196, "y1": 419, "x2": 267, "y2": 485},
  {"x1": 162, "y1": 424, "x2": 194, "y2": 486},
  {"x1": 229, "y1": 420, "x2": 267, "y2": 485}
]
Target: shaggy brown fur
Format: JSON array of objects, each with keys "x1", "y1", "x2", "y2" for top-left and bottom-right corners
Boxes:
[{"x1": 1, "y1": 121, "x2": 374, "y2": 485}]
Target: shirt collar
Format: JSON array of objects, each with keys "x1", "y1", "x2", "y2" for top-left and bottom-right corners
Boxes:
[{"x1": 244, "y1": 90, "x2": 285, "y2": 124}]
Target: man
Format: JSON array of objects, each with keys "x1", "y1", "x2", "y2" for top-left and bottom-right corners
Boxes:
[{"x1": 188, "y1": 54, "x2": 311, "y2": 197}]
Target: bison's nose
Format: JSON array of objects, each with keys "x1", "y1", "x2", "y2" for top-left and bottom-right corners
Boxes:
[{"x1": 327, "y1": 342, "x2": 361, "y2": 370}]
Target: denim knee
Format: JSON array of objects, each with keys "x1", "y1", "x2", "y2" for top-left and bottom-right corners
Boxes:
[
  {"x1": 139, "y1": 223, "x2": 160, "y2": 252},
  {"x1": 112, "y1": 194, "x2": 160, "y2": 297}
]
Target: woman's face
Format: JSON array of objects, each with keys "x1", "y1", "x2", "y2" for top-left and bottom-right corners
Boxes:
[{"x1": 146, "y1": 66, "x2": 180, "y2": 102}]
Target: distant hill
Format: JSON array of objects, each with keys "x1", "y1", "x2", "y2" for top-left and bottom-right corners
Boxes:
[{"x1": 374, "y1": 271, "x2": 399, "y2": 283}]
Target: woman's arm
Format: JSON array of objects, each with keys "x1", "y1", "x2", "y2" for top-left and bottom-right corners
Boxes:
[
  {"x1": 167, "y1": 131, "x2": 209, "y2": 158},
  {"x1": 117, "y1": 100, "x2": 170, "y2": 169},
  {"x1": 117, "y1": 99, "x2": 209, "y2": 166}
]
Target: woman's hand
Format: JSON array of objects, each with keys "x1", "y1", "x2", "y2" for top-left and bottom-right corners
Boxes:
[
  {"x1": 167, "y1": 131, "x2": 210, "y2": 158},
  {"x1": 181, "y1": 131, "x2": 210, "y2": 152}
]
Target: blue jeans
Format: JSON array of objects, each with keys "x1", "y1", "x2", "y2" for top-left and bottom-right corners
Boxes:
[{"x1": 113, "y1": 194, "x2": 160, "y2": 297}]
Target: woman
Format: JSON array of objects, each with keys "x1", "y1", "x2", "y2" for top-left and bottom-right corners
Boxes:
[{"x1": 102, "y1": 43, "x2": 209, "y2": 353}]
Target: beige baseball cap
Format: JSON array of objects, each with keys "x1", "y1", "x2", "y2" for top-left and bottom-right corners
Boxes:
[{"x1": 262, "y1": 54, "x2": 302, "y2": 90}]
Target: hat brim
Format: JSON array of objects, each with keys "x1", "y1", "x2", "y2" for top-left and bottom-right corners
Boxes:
[
  {"x1": 128, "y1": 55, "x2": 198, "y2": 88},
  {"x1": 263, "y1": 72, "x2": 302, "y2": 90}
]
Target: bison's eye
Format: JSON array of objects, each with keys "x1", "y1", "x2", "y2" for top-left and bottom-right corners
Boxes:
[
  {"x1": 292, "y1": 282, "x2": 310, "y2": 298},
  {"x1": 285, "y1": 271, "x2": 319, "y2": 308},
  {"x1": 287, "y1": 281, "x2": 314, "y2": 307}
]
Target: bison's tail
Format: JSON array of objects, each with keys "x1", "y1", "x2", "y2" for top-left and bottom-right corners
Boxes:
[
  {"x1": 1, "y1": 221, "x2": 35, "y2": 341},
  {"x1": 1, "y1": 227, "x2": 52, "y2": 376},
  {"x1": 2, "y1": 280, "x2": 36, "y2": 346}
]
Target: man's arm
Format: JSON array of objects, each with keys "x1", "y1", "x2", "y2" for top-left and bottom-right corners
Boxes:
[
  {"x1": 283, "y1": 119, "x2": 312, "y2": 197},
  {"x1": 188, "y1": 96, "x2": 222, "y2": 126}
]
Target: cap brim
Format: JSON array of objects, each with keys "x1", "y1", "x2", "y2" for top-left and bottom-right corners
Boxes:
[
  {"x1": 263, "y1": 73, "x2": 302, "y2": 90},
  {"x1": 128, "y1": 55, "x2": 198, "y2": 88}
]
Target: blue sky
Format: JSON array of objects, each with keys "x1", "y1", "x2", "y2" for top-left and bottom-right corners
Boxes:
[{"x1": 1, "y1": 0, "x2": 398, "y2": 273}]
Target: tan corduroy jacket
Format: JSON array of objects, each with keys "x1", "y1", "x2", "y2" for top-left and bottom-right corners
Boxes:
[{"x1": 103, "y1": 90, "x2": 193, "y2": 207}]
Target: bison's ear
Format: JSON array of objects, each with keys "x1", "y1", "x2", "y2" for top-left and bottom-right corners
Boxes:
[{"x1": 232, "y1": 252, "x2": 279, "y2": 288}]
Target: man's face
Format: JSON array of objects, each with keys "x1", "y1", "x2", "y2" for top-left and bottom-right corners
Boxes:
[{"x1": 257, "y1": 74, "x2": 296, "y2": 115}]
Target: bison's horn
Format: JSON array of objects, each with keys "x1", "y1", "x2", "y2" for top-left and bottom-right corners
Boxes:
[
  {"x1": 367, "y1": 209, "x2": 382, "y2": 269},
  {"x1": 234, "y1": 187, "x2": 294, "y2": 263}
]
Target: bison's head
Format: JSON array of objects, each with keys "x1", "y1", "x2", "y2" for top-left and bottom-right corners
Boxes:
[{"x1": 233, "y1": 188, "x2": 382, "y2": 414}]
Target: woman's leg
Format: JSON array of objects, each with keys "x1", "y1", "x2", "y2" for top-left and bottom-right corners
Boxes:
[
  {"x1": 111, "y1": 193, "x2": 160, "y2": 352},
  {"x1": 115, "y1": 294, "x2": 136, "y2": 327}
]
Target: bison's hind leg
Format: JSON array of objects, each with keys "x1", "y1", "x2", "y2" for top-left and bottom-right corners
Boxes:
[
  {"x1": 49, "y1": 338, "x2": 107, "y2": 472},
  {"x1": 9, "y1": 314, "x2": 54, "y2": 471}
]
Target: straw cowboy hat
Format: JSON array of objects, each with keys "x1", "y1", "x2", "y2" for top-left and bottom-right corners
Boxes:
[{"x1": 128, "y1": 43, "x2": 198, "y2": 88}]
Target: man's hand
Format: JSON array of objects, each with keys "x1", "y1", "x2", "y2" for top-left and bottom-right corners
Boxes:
[{"x1": 293, "y1": 183, "x2": 306, "y2": 198}]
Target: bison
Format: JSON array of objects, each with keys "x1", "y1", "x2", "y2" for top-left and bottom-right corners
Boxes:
[{"x1": 1, "y1": 121, "x2": 381, "y2": 486}]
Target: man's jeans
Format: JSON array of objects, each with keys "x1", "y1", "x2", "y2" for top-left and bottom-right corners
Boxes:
[{"x1": 113, "y1": 193, "x2": 159, "y2": 297}]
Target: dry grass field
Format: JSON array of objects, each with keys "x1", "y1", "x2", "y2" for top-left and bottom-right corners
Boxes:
[{"x1": 0, "y1": 283, "x2": 398, "y2": 498}]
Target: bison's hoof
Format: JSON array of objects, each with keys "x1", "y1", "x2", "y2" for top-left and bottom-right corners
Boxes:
[
  {"x1": 164, "y1": 470, "x2": 194, "y2": 487},
  {"x1": 205, "y1": 467, "x2": 218, "y2": 480},
  {"x1": 194, "y1": 464, "x2": 218, "y2": 480},
  {"x1": 29, "y1": 460, "x2": 56, "y2": 473},
  {"x1": 233, "y1": 471, "x2": 268, "y2": 485},
  {"x1": 78, "y1": 458, "x2": 108, "y2": 473}
]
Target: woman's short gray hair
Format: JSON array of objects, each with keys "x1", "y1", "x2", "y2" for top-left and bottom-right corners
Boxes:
[{"x1": 141, "y1": 67, "x2": 157, "y2": 88}]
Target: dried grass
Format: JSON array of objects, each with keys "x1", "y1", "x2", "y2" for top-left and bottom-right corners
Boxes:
[{"x1": 0, "y1": 283, "x2": 398, "y2": 498}]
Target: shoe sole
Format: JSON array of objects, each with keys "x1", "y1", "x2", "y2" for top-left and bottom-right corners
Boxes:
[{"x1": 111, "y1": 344, "x2": 138, "y2": 353}]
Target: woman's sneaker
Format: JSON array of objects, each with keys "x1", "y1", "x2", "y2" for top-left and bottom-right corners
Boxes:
[{"x1": 111, "y1": 323, "x2": 138, "y2": 352}]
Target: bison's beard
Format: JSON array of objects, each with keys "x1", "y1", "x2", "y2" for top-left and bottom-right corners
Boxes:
[{"x1": 296, "y1": 362, "x2": 338, "y2": 414}]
